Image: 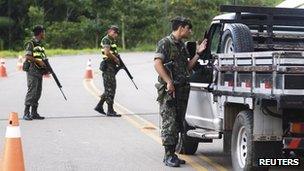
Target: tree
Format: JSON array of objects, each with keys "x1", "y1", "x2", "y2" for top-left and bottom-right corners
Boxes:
[{"x1": 0, "y1": 0, "x2": 284, "y2": 50}]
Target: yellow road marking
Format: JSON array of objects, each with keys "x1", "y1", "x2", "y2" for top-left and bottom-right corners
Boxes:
[
  {"x1": 83, "y1": 80, "x2": 100, "y2": 100},
  {"x1": 115, "y1": 99, "x2": 228, "y2": 170},
  {"x1": 83, "y1": 79, "x2": 225, "y2": 171},
  {"x1": 198, "y1": 156, "x2": 228, "y2": 171},
  {"x1": 118, "y1": 107, "x2": 208, "y2": 171},
  {"x1": 88, "y1": 81, "x2": 159, "y2": 129},
  {"x1": 87, "y1": 79, "x2": 101, "y2": 95},
  {"x1": 114, "y1": 102, "x2": 158, "y2": 129}
]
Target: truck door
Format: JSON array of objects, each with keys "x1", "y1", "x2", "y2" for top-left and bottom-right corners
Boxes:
[{"x1": 185, "y1": 24, "x2": 222, "y2": 131}]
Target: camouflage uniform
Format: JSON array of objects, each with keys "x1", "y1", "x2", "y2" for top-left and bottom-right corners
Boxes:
[
  {"x1": 100, "y1": 35, "x2": 118, "y2": 108},
  {"x1": 24, "y1": 38, "x2": 46, "y2": 107},
  {"x1": 155, "y1": 34, "x2": 191, "y2": 146}
]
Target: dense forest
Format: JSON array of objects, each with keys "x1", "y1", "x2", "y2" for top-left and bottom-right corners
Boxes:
[{"x1": 0, "y1": 0, "x2": 282, "y2": 50}]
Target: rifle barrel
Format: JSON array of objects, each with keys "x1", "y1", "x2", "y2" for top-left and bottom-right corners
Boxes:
[
  {"x1": 131, "y1": 79, "x2": 138, "y2": 90},
  {"x1": 60, "y1": 88, "x2": 67, "y2": 101},
  {"x1": 117, "y1": 55, "x2": 138, "y2": 90},
  {"x1": 43, "y1": 58, "x2": 67, "y2": 100}
]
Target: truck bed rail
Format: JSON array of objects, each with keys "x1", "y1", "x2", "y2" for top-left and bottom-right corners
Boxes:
[{"x1": 214, "y1": 51, "x2": 304, "y2": 98}]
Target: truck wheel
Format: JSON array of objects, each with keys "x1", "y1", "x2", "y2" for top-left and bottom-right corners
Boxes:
[
  {"x1": 220, "y1": 24, "x2": 254, "y2": 53},
  {"x1": 231, "y1": 110, "x2": 268, "y2": 171},
  {"x1": 223, "y1": 131, "x2": 232, "y2": 155},
  {"x1": 176, "y1": 121, "x2": 199, "y2": 155}
]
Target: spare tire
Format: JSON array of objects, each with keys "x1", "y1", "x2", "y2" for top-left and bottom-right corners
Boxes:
[{"x1": 220, "y1": 23, "x2": 254, "y2": 53}]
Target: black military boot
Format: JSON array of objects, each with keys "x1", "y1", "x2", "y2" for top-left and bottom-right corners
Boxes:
[
  {"x1": 163, "y1": 145, "x2": 186, "y2": 165},
  {"x1": 94, "y1": 99, "x2": 106, "y2": 115},
  {"x1": 174, "y1": 154, "x2": 186, "y2": 164},
  {"x1": 23, "y1": 105, "x2": 33, "y2": 121},
  {"x1": 163, "y1": 145, "x2": 180, "y2": 167},
  {"x1": 107, "y1": 104, "x2": 121, "y2": 117},
  {"x1": 31, "y1": 106, "x2": 45, "y2": 120}
]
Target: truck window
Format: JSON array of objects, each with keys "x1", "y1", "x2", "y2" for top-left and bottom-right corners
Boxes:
[
  {"x1": 189, "y1": 25, "x2": 221, "y2": 84},
  {"x1": 210, "y1": 26, "x2": 221, "y2": 54}
]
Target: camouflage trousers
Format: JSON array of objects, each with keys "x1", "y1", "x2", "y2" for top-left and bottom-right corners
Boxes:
[
  {"x1": 100, "y1": 70, "x2": 116, "y2": 105},
  {"x1": 158, "y1": 84, "x2": 190, "y2": 146},
  {"x1": 25, "y1": 73, "x2": 43, "y2": 106}
]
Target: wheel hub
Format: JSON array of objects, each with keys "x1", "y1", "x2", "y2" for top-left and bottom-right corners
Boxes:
[
  {"x1": 236, "y1": 126, "x2": 247, "y2": 168},
  {"x1": 224, "y1": 37, "x2": 234, "y2": 53}
]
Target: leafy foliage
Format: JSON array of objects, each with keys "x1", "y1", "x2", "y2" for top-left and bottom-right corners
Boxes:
[{"x1": 0, "y1": 0, "x2": 283, "y2": 50}]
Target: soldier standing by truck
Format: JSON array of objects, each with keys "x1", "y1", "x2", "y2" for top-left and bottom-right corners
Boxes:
[
  {"x1": 94, "y1": 25, "x2": 121, "y2": 117},
  {"x1": 154, "y1": 16, "x2": 207, "y2": 167}
]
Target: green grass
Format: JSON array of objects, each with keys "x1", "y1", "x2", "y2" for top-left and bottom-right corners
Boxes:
[
  {"x1": 0, "y1": 48, "x2": 100, "y2": 58},
  {"x1": 0, "y1": 51, "x2": 22, "y2": 58},
  {"x1": 0, "y1": 44, "x2": 154, "y2": 58},
  {"x1": 46, "y1": 48, "x2": 100, "y2": 56},
  {"x1": 128, "y1": 44, "x2": 155, "y2": 52}
]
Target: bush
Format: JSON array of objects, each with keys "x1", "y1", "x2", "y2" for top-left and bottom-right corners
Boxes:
[{"x1": 47, "y1": 20, "x2": 98, "y2": 49}]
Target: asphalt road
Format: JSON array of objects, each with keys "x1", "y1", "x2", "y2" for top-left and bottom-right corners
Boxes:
[{"x1": 0, "y1": 52, "x2": 300, "y2": 171}]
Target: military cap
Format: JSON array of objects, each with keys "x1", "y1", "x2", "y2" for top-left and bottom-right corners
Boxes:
[
  {"x1": 32, "y1": 25, "x2": 45, "y2": 36},
  {"x1": 109, "y1": 25, "x2": 119, "y2": 33},
  {"x1": 33, "y1": 25, "x2": 45, "y2": 33},
  {"x1": 171, "y1": 16, "x2": 192, "y2": 29}
]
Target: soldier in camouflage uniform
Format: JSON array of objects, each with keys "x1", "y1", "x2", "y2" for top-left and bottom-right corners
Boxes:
[
  {"x1": 154, "y1": 17, "x2": 207, "y2": 167},
  {"x1": 23, "y1": 25, "x2": 47, "y2": 120},
  {"x1": 94, "y1": 25, "x2": 121, "y2": 117}
]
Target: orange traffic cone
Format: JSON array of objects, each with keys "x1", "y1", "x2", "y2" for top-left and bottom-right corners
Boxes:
[
  {"x1": 16, "y1": 55, "x2": 23, "y2": 71},
  {"x1": 0, "y1": 58, "x2": 8, "y2": 77},
  {"x1": 1, "y1": 112, "x2": 25, "y2": 171},
  {"x1": 84, "y1": 58, "x2": 93, "y2": 80}
]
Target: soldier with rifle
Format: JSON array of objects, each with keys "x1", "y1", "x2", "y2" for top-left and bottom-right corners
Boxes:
[
  {"x1": 95, "y1": 25, "x2": 138, "y2": 117},
  {"x1": 22, "y1": 25, "x2": 48, "y2": 120},
  {"x1": 23, "y1": 25, "x2": 67, "y2": 121},
  {"x1": 154, "y1": 17, "x2": 207, "y2": 167}
]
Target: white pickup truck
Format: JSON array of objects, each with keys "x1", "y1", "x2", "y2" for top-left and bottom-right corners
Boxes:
[{"x1": 177, "y1": 5, "x2": 304, "y2": 171}]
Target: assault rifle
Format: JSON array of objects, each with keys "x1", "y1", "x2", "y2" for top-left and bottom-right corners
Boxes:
[
  {"x1": 42, "y1": 58, "x2": 67, "y2": 100},
  {"x1": 116, "y1": 55, "x2": 138, "y2": 90}
]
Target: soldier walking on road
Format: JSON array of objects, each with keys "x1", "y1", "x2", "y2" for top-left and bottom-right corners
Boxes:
[
  {"x1": 23, "y1": 25, "x2": 48, "y2": 120},
  {"x1": 94, "y1": 25, "x2": 121, "y2": 117},
  {"x1": 154, "y1": 17, "x2": 207, "y2": 167}
]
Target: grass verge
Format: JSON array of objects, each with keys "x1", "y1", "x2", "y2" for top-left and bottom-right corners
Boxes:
[
  {"x1": 0, "y1": 48, "x2": 100, "y2": 58},
  {"x1": 0, "y1": 45, "x2": 155, "y2": 58}
]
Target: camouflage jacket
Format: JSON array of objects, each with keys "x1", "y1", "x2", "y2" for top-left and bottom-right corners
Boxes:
[
  {"x1": 154, "y1": 33, "x2": 191, "y2": 85},
  {"x1": 154, "y1": 34, "x2": 191, "y2": 102}
]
